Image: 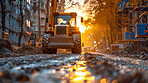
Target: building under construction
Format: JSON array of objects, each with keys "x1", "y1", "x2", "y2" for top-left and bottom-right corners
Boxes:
[{"x1": 116, "y1": 0, "x2": 148, "y2": 52}]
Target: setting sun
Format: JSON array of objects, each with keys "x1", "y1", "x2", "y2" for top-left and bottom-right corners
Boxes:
[
  {"x1": 64, "y1": 0, "x2": 89, "y2": 33},
  {"x1": 65, "y1": 9, "x2": 88, "y2": 33}
]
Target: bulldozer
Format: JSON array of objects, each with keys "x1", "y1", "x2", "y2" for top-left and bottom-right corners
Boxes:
[
  {"x1": 42, "y1": 0, "x2": 83, "y2": 54},
  {"x1": 42, "y1": 12, "x2": 83, "y2": 54}
]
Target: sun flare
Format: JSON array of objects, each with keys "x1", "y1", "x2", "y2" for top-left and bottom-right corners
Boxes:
[{"x1": 64, "y1": 0, "x2": 89, "y2": 33}]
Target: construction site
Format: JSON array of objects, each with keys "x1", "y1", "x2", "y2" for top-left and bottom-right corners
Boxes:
[{"x1": 0, "y1": 0, "x2": 148, "y2": 83}]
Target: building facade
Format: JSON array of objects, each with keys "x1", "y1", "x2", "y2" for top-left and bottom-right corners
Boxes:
[
  {"x1": 0, "y1": 0, "x2": 32, "y2": 46},
  {"x1": 117, "y1": 0, "x2": 148, "y2": 41},
  {"x1": 31, "y1": 0, "x2": 49, "y2": 39}
]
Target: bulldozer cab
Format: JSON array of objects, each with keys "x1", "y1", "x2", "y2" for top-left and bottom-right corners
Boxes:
[{"x1": 53, "y1": 12, "x2": 77, "y2": 29}]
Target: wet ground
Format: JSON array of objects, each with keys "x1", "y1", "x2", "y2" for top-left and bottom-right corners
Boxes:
[{"x1": 0, "y1": 52, "x2": 148, "y2": 83}]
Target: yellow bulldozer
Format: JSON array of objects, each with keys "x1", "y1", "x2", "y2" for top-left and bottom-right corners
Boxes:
[{"x1": 42, "y1": 0, "x2": 83, "y2": 54}]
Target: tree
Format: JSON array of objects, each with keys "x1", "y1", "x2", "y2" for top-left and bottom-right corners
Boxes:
[
  {"x1": 0, "y1": 0, "x2": 6, "y2": 39},
  {"x1": 58, "y1": 0, "x2": 120, "y2": 48},
  {"x1": 18, "y1": 0, "x2": 24, "y2": 46},
  {"x1": 83, "y1": 0, "x2": 119, "y2": 49},
  {"x1": 45, "y1": 0, "x2": 50, "y2": 31},
  {"x1": 57, "y1": 0, "x2": 65, "y2": 12},
  {"x1": 38, "y1": 0, "x2": 41, "y2": 39}
]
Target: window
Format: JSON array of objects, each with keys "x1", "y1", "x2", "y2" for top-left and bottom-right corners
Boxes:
[
  {"x1": 16, "y1": 22, "x2": 18, "y2": 30},
  {"x1": 13, "y1": 20, "x2": 16, "y2": 29},
  {"x1": 26, "y1": 19, "x2": 30, "y2": 27},
  {"x1": 34, "y1": 17, "x2": 36, "y2": 21},
  {"x1": 41, "y1": 2, "x2": 44, "y2": 9},
  {"x1": 19, "y1": 9, "x2": 20, "y2": 14},
  {"x1": 23, "y1": 10, "x2": 25, "y2": 15},
  {"x1": 16, "y1": 8, "x2": 18, "y2": 14},
  {"x1": 0, "y1": 14, "x2": 1, "y2": 26},
  {"x1": 11, "y1": 5, "x2": 13, "y2": 12},
  {"x1": 10, "y1": 17, "x2": 12, "y2": 25},
  {"x1": 13, "y1": 7, "x2": 15, "y2": 13},
  {"x1": 34, "y1": 27, "x2": 38, "y2": 31},
  {"x1": 16, "y1": 0, "x2": 18, "y2": 3},
  {"x1": 9, "y1": 16, "x2": 10, "y2": 24},
  {"x1": 53, "y1": 15, "x2": 76, "y2": 28},
  {"x1": 0, "y1": 14, "x2": 1, "y2": 21},
  {"x1": 55, "y1": 15, "x2": 72, "y2": 25}
]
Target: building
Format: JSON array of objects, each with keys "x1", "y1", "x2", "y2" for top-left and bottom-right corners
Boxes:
[
  {"x1": 30, "y1": 0, "x2": 66, "y2": 39},
  {"x1": 116, "y1": 0, "x2": 148, "y2": 42},
  {"x1": 0, "y1": 0, "x2": 32, "y2": 46},
  {"x1": 31, "y1": 0, "x2": 49, "y2": 39}
]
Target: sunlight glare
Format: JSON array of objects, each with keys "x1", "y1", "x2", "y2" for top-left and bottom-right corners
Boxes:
[{"x1": 64, "y1": 0, "x2": 89, "y2": 33}]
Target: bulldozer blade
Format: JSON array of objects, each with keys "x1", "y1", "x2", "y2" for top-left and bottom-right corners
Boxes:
[{"x1": 48, "y1": 36, "x2": 74, "y2": 48}]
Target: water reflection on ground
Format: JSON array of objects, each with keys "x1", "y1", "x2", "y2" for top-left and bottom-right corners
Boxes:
[
  {"x1": 69, "y1": 61, "x2": 95, "y2": 82},
  {"x1": 1, "y1": 53, "x2": 147, "y2": 83},
  {"x1": 31, "y1": 55, "x2": 95, "y2": 83}
]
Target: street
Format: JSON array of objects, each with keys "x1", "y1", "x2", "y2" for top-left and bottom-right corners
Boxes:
[
  {"x1": 0, "y1": 52, "x2": 148, "y2": 83},
  {"x1": 0, "y1": 0, "x2": 148, "y2": 83}
]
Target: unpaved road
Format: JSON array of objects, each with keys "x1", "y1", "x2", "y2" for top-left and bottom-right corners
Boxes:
[{"x1": 0, "y1": 52, "x2": 148, "y2": 83}]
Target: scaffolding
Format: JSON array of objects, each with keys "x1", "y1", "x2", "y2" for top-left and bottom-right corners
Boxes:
[{"x1": 117, "y1": 0, "x2": 148, "y2": 42}]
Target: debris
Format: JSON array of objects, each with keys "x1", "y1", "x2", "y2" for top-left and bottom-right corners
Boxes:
[
  {"x1": 0, "y1": 47, "x2": 12, "y2": 54},
  {"x1": 0, "y1": 39, "x2": 14, "y2": 53},
  {"x1": 16, "y1": 45, "x2": 43, "y2": 54},
  {"x1": 0, "y1": 52, "x2": 147, "y2": 82},
  {"x1": 16, "y1": 74, "x2": 30, "y2": 82},
  {"x1": 124, "y1": 40, "x2": 148, "y2": 54},
  {"x1": 108, "y1": 40, "x2": 148, "y2": 60}
]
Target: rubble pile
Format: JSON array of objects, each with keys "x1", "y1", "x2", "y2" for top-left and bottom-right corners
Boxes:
[
  {"x1": 84, "y1": 53, "x2": 147, "y2": 83},
  {"x1": 0, "y1": 39, "x2": 14, "y2": 53},
  {"x1": 16, "y1": 45, "x2": 43, "y2": 54},
  {"x1": 109, "y1": 40, "x2": 148, "y2": 60},
  {"x1": 0, "y1": 53, "x2": 147, "y2": 82},
  {"x1": 124, "y1": 40, "x2": 148, "y2": 54},
  {"x1": 0, "y1": 53, "x2": 26, "y2": 58}
]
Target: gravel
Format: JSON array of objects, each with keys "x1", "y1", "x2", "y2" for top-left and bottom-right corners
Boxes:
[{"x1": 0, "y1": 53, "x2": 148, "y2": 83}]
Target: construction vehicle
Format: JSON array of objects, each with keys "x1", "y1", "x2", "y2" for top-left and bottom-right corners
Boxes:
[{"x1": 42, "y1": 0, "x2": 83, "y2": 54}]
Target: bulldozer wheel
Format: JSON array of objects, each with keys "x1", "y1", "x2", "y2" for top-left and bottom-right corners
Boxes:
[{"x1": 72, "y1": 35, "x2": 81, "y2": 54}]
